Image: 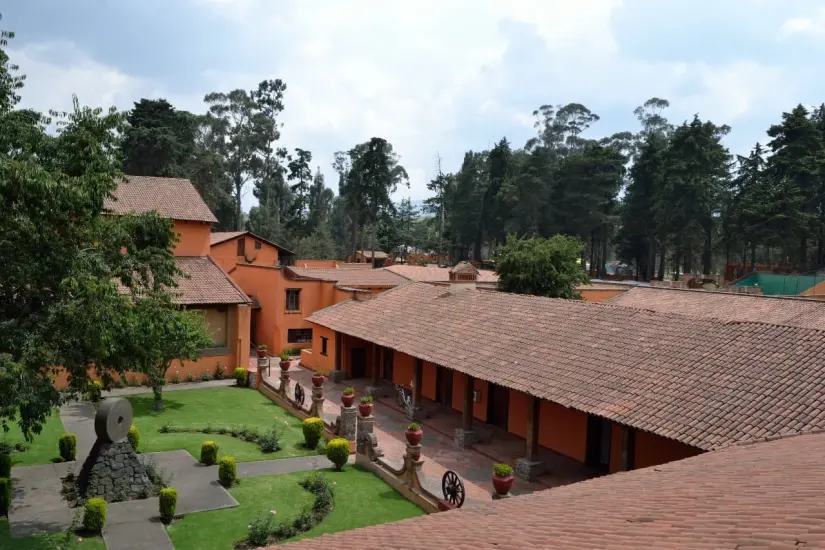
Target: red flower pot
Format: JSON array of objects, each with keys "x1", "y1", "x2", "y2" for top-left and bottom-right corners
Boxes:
[
  {"x1": 492, "y1": 474, "x2": 514, "y2": 496},
  {"x1": 341, "y1": 393, "x2": 355, "y2": 407},
  {"x1": 405, "y1": 428, "x2": 423, "y2": 446},
  {"x1": 256, "y1": 348, "x2": 267, "y2": 358},
  {"x1": 358, "y1": 403, "x2": 373, "y2": 417},
  {"x1": 279, "y1": 360, "x2": 291, "y2": 371},
  {"x1": 311, "y1": 374, "x2": 324, "y2": 388}
]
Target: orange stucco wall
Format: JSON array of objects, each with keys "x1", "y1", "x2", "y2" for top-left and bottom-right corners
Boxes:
[
  {"x1": 211, "y1": 235, "x2": 281, "y2": 271},
  {"x1": 579, "y1": 288, "x2": 626, "y2": 302},
  {"x1": 421, "y1": 361, "x2": 437, "y2": 400},
  {"x1": 172, "y1": 220, "x2": 211, "y2": 257},
  {"x1": 634, "y1": 430, "x2": 703, "y2": 469},
  {"x1": 538, "y1": 400, "x2": 588, "y2": 462},
  {"x1": 392, "y1": 352, "x2": 416, "y2": 387},
  {"x1": 609, "y1": 422, "x2": 624, "y2": 473},
  {"x1": 302, "y1": 325, "x2": 337, "y2": 374},
  {"x1": 450, "y1": 373, "x2": 488, "y2": 422},
  {"x1": 507, "y1": 390, "x2": 530, "y2": 438}
]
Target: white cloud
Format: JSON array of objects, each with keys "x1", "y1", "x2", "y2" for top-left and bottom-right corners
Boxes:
[{"x1": 780, "y1": 7, "x2": 825, "y2": 37}]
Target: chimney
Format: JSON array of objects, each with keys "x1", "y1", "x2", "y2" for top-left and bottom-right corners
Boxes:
[{"x1": 448, "y1": 261, "x2": 478, "y2": 294}]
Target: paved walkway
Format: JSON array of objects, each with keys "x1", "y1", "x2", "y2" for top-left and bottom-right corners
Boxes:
[
  {"x1": 102, "y1": 379, "x2": 235, "y2": 398},
  {"x1": 7, "y1": 397, "x2": 345, "y2": 549}
]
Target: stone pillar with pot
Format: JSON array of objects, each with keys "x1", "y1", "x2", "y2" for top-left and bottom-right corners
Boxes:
[
  {"x1": 278, "y1": 368, "x2": 289, "y2": 398},
  {"x1": 408, "y1": 358, "x2": 424, "y2": 421},
  {"x1": 310, "y1": 373, "x2": 325, "y2": 418},
  {"x1": 356, "y1": 408, "x2": 383, "y2": 461}
]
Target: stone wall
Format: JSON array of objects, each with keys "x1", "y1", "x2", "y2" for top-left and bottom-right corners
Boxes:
[{"x1": 78, "y1": 441, "x2": 153, "y2": 502}]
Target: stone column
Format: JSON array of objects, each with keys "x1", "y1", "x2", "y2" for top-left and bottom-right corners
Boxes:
[
  {"x1": 310, "y1": 383, "x2": 325, "y2": 418},
  {"x1": 454, "y1": 374, "x2": 478, "y2": 449},
  {"x1": 356, "y1": 412, "x2": 382, "y2": 460},
  {"x1": 619, "y1": 425, "x2": 636, "y2": 471},
  {"x1": 404, "y1": 442, "x2": 424, "y2": 490},
  {"x1": 515, "y1": 396, "x2": 546, "y2": 481},
  {"x1": 340, "y1": 405, "x2": 357, "y2": 441},
  {"x1": 257, "y1": 355, "x2": 269, "y2": 378},
  {"x1": 278, "y1": 368, "x2": 289, "y2": 397},
  {"x1": 331, "y1": 331, "x2": 346, "y2": 383},
  {"x1": 407, "y1": 358, "x2": 424, "y2": 421}
]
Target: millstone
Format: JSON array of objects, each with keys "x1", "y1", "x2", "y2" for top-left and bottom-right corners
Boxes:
[{"x1": 95, "y1": 397, "x2": 133, "y2": 443}]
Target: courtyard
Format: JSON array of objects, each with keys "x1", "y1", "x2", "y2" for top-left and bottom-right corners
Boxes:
[{"x1": 2, "y1": 381, "x2": 425, "y2": 549}]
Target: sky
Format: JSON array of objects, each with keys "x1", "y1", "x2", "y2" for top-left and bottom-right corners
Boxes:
[{"x1": 5, "y1": 1, "x2": 825, "y2": 211}]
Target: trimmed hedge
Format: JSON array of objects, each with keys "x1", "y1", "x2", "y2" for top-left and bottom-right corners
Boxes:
[
  {"x1": 127, "y1": 425, "x2": 140, "y2": 451},
  {"x1": 58, "y1": 433, "x2": 77, "y2": 462},
  {"x1": 159, "y1": 487, "x2": 178, "y2": 524},
  {"x1": 83, "y1": 497, "x2": 107, "y2": 533},
  {"x1": 234, "y1": 367, "x2": 248, "y2": 387},
  {"x1": 218, "y1": 456, "x2": 237, "y2": 487},
  {"x1": 302, "y1": 417, "x2": 325, "y2": 450},
  {"x1": 200, "y1": 441, "x2": 219, "y2": 465},
  {"x1": 326, "y1": 438, "x2": 349, "y2": 471},
  {"x1": 0, "y1": 453, "x2": 10, "y2": 478},
  {"x1": 86, "y1": 380, "x2": 103, "y2": 402},
  {"x1": 0, "y1": 477, "x2": 10, "y2": 515}
]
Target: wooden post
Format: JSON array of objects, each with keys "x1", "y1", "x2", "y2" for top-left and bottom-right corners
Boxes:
[
  {"x1": 463, "y1": 375, "x2": 474, "y2": 430},
  {"x1": 332, "y1": 331, "x2": 345, "y2": 383},
  {"x1": 620, "y1": 426, "x2": 636, "y2": 471},
  {"x1": 372, "y1": 344, "x2": 380, "y2": 385},
  {"x1": 412, "y1": 359, "x2": 423, "y2": 408},
  {"x1": 526, "y1": 396, "x2": 540, "y2": 462}
]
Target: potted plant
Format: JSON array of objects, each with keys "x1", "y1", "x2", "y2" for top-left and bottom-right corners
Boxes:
[
  {"x1": 256, "y1": 344, "x2": 267, "y2": 358},
  {"x1": 279, "y1": 349, "x2": 291, "y2": 371},
  {"x1": 492, "y1": 463, "x2": 514, "y2": 496},
  {"x1": 341, "y1": 387, "x2": 356, "y2": 407},
  {"x1": 405, "y1": 422, "x2": 423, "y2": 446},
  {"x1": 358, "y1": 396, "x2": 373, "y2": 417},
  {"x1": 311, "y1": 371, "x2": 325, "y2": 388}
]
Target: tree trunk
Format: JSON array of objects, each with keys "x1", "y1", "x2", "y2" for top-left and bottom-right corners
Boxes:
[
  {"x1": 657, "y1": 240, "x2": 666, "y2": 281},
  {"x1": 371, "y1": 222, "x2": 377, "y2": 269},
  {"x1": 350, "y1": 218, "x2": 358, "y2": 261},
  {"x1": 153, "y1": 386, "x2": 164, "y2": 411},
  {"x1": 800, "y1": 237, "x2": 808, "y2": 272},
  {"x1": 702, "y1": 225, "x2": 712, "y2": 276},
  {"x1": 750, "y1": 242, "x2": 757, "y2": 272},
  {"x1": 473, "y1": 231, "x2": 483, "y2": 262},
  {"x1": 234, "y1": 177, "x2": 243, "y2": 231},
  {"x1": 599, "y1": 226, "x2": 608, "y2": 279},
  {"x1": 646, "y1": 235, "x2": 656, "y2": 282}
]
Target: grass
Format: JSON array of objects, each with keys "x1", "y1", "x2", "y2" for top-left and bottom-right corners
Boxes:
[
  {"x1": 1, "y1": 411, "x2": 65, "y2": 467},
  {"x1": 167, "y1": 465, "x2": 425, "y2": 550},
  {"x1": 0, "y1": 518, "x2": 105, "y2": 550},
  {"x1": 127, "y1": 387, "x2": 319, "y2": 462}
]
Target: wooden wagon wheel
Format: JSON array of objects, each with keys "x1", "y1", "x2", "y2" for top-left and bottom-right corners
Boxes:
[
  {"x1": 294, "y1": 383, "x2": 306, "y2": 407},
  {"x1": 442, "y1": 470, "x2": 465, "y2": 508}
]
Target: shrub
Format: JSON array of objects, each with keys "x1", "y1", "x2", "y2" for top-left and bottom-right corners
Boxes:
[
  {"x1": 186, "y1": 372, "x2": 195, "y2": 383},
  {"x1": 0, "y1": 452, "x2": 10, "y2": 478},
  {"x1": 218, "y1": 456, "x2": 236, "y2": 487},
  {"x1": 127, "y1": 426, "x2": 140, "y2": 451},
  {"x1": 170, "y1": 372, "x2": 181, "y2": 384},
  {"x1": 302, "y1": 417, "x2": 325, "y2": 450},
  {"x1": 248, "y1": 515, "x2": 275, "y2": 547},
  {"x1": 326, "y1": 438, "x2": 349, "y2": 470},
  {"x1": 200, "y1": 441, "x2": 218, "y2": 465},
  {"x1": 215, "y1": 363, "x2": 225, "y2": 380},
  {"x1": 159, "y1": 487, "x2": 178, "y2": 524},
  {"x1": 201, "y1": 370, "x2": 213, "y2": 382},
  {"x1": 86, "y1": 380, "x2": 103, "y2": 402},
  {"x1": 313, "y1": 370, "x2": 323, "y2": 376},
  {"x1": 257, "y1": 344, "x2": 267, "y2": 351},
  {"x1": 58, "y1": 433, "x2": 77, "y2": 462},
  {"x1": 359, "y1": 396, "x2": 373, "y2": 404},
  {"x1": 493, "y1": 463, "x2": 513, "y2": 477},
  {"x1": 407, "y1": 422, "x2": 420, "y2": 431},
  {"x1": 258, "y1": 428, "x2": 281, "y2": 453},
  {"x1": 0, "y1": 477, "x2": 10, "y2": 515},
  {"x1": 83, "y1": 498, "x2": 107, "y2": 533},
  {"x1": 343, "y1": 386, "x2": 354, "y2": 395},
  {"x1": 279, "y1": 349, "x2": 290, "y2": 361},
  {"x1": 114, "y1": 379, "x2": 125, "y2": 389},
  {"x1": 234, "y1": 367, "x2": 248, "y2": 387}
]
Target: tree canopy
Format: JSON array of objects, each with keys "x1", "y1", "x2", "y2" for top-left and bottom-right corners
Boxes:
[{"x1": 496, "y1": 235, "x2": 589, "y2": 298}]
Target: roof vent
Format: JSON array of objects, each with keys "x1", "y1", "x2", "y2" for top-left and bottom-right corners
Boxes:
[{"x1": 448, "y1": 261, "x2": 478, "y2": 293}]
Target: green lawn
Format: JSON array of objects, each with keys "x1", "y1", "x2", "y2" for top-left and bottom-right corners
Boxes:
[
  {"x1": 2, "y1": 410, "x2": 65, "y2": 467},
  {"x1": 167, "y1": 465, "x2": 425, "y2": 550},
  {"x1": 0, "y1": 519, "x2": 105, "y2": 550},
  {"x1": 127, "y1": 387, "x2": 319, "y2": 462}
]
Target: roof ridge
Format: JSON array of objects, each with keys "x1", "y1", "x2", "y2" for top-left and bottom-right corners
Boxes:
[
  {"x1": 630, "y1": 284, "x2": 823, "y2": 303},
  {"x1": 206, "y1": 255, "x2": 252, "y2": 303}
]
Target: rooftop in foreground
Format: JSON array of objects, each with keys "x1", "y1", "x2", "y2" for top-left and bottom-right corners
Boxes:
[{"x1": 280, "y1": 432, "x2": 825, "y2": 550}]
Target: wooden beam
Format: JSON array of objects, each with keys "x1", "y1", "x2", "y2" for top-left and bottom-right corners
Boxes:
[
  {"x1": 526, "y1": 396, "x2": 540, "y2": 461},
  {"x1": 372, "y1": 344, "x2": 380, "y2": 383},
  {"x1": 620, "y1": 426, "x2": 636, "y2": 471},
  {"x1": 412, "y1": 358, "x2": 423, "y2": 408},
  {"x1": 334, "y1": 331, "x2": 343, "y2": 372},
  {"x1": 463, "y1": 375, "x2": 474, "y2": 430}
]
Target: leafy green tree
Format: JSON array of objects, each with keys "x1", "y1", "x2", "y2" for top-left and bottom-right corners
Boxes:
[
  {"x1": 286, "y1": 148, "x2": 313, "y2": 234},
  {"x1": 496, "y1": 235, "x2": 589, "y2": 298},
  {"x1": 121, "y1": 99, "x2": 197, "y2": 177},
  {"x1": 307, "y1": 168, "x2": 334, "y2": 233},
  {"x1": 293, "y1": 225, "x2": 338, "y2": 260}
]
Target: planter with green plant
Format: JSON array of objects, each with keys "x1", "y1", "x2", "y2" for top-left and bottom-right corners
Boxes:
[
  {"x1": 256, "y1": 344, "x2": 267, "y2": 358},
  {"x1": 341, "y1": 386, "x2": 355, "y2": 407},
  {"x1": 492, "y1": 463, "x2": 514, "y2": 496},
  {"x1": 311, "y1": 370, "x2": 325, "y2": 388},
  {"x1": 405, "y1": 422, "x2": 423, "y2": 446},
  {"x1": 279, "y1": 349, "x2": 291, "y2": 370},
  {"x1": 358, "y1": 396, "x2": 373, "y2": 417}
]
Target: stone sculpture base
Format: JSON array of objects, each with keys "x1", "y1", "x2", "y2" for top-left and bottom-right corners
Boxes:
[{"x1": 78, "y1": 440, "x2": 153, "y2": 502}]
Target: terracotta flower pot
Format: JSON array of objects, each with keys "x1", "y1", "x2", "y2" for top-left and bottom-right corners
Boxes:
[
  {"x1": 311, "y1": 374, "x2": 324, "y2": 388},
  {"x1": 492, "y1": 474, "x2": 514, "y2": 496},
  {"x1": 358, "y1": 402, "x2": 373, "y2": 417},
  {"x1": 256, "y1": 348, "x2": 267, "y2": 358},
  {"x1": 341, "y1": 392, "x2": 355, "y2": 407},
  {"x1": 279, "y1": 360, "x2": 291, "y2": 371},
  {"x1": 405, "y1": 428, "x2": 423, "y2": 446}
]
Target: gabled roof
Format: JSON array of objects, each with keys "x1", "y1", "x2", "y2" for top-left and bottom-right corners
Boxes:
[
  {"x1": 280, "y1": 432, "x2": 825, "y2": 550},
  {"x1": 608, "y1": 286, "x2": 825, "y2": 330},
  {"x1": 386, "y1": 264, "x2": 499, "y2": 283},
  {"x1": 285, "y1": 266, "x2": 406, "y2": 287},
  {"x1": 171, "y1": 257, "x2": 250, "y2": 305},
  {"x1": 307, "y1": 282, "x2": 825, "y2": 451},
  {"x1": 104, "y1": 175, "x2": 218, "y2": 223},
  {"x1": 209, "y1": 230, "x2": 295, "y2": 255}
]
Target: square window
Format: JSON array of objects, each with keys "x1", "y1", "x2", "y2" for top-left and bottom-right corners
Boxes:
[
  {"x1": 286, "y1": 289, "x2": 301, "y2": 312},
  {"x1": 237, "y1": 238, "x2": 245, "y2": 256},
  {"x1": 287, "y1": 328, "x2": 312, "y2": 344},
  {"x1": 321, "y1": 336, "x2": 328, "y2": 356},
  {"x1": 255, "y1": 241, "x2": 262, "y2": 250}
]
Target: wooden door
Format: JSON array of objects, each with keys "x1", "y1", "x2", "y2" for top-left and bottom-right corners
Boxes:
[
  {"x1": 351, "y1": 348, "x2": 367, "y2": 378},
  {"x1": 435, "y1": 366, "x2": 453, "y2": 405},
  {"x1": 486, "y1": 383, "x2": 510, "y2": 430}
]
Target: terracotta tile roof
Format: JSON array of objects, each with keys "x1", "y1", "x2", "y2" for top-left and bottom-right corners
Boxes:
[
  {"x1": 104, "y1": 175, "x2": 218, "y2": 223},
  {"x1": 209, "y1": 230, "x2": 295, "y2": 255},
  {"x1": 609, "y1": 286, "x2": 825, "y2": 330},
  {"x1": 171, "y1": 257, "x2": 250, "y2": 305},
  {"x1": 279, "y1": 433, "x2": 825, "y2": 550},
  {"x1": 286, "y1": 266, "x2": 406, "y2": 287},
  {"x1": 356, "y1": 249, "x2": 388, "y2": 259},
  {"x1": 386, "y1": 265, "x2": 499, "y2": 283},
  {"x1": 308, "y1": 282, "x2": 825, "y2": 450}
]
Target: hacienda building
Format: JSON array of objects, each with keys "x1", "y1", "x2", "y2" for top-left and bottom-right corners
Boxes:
[{"x1": 301, "y1": 263, "x2": 825, "y2": 480}]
